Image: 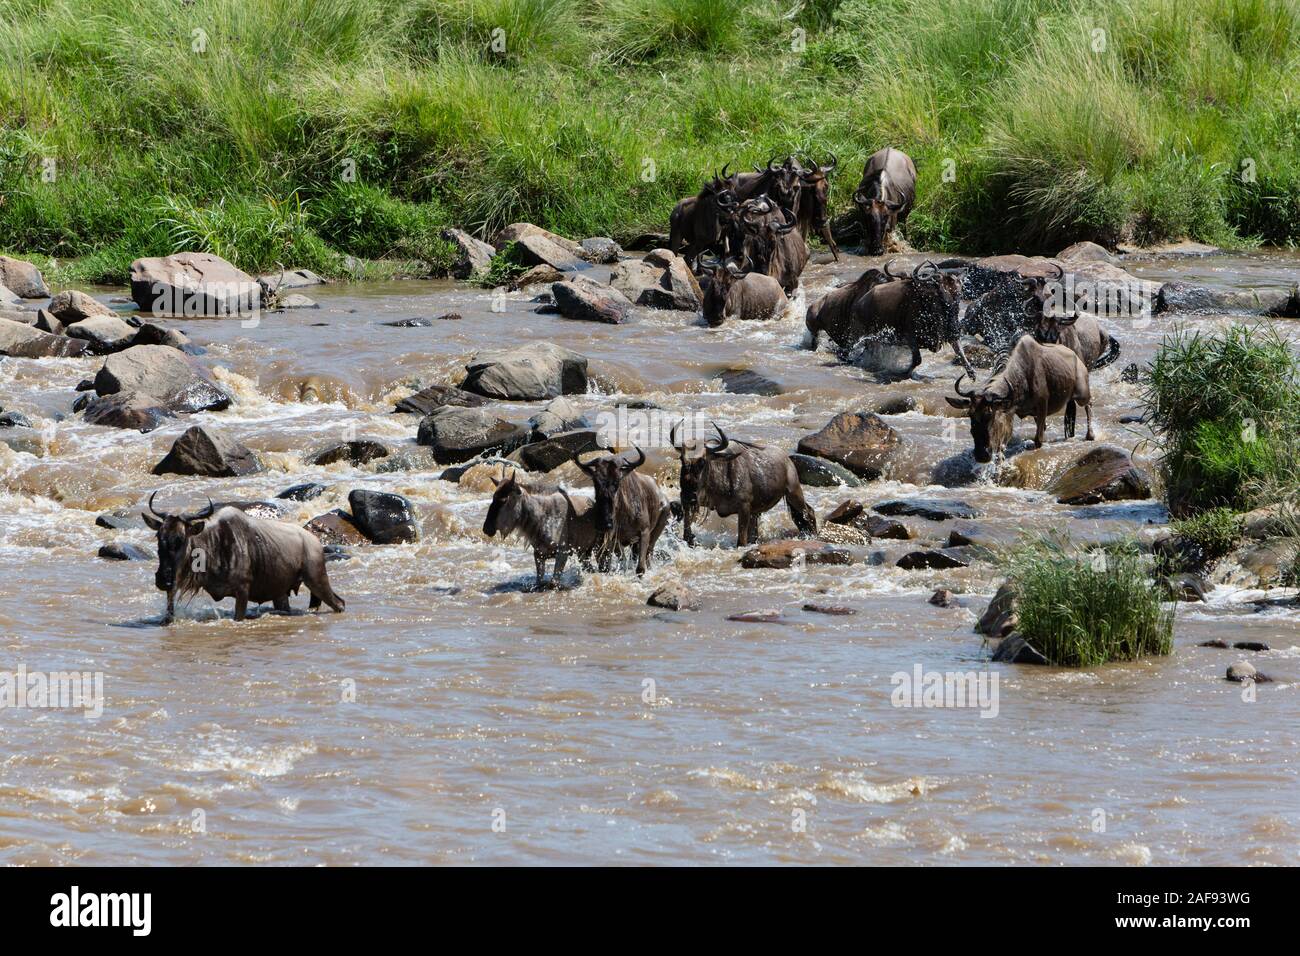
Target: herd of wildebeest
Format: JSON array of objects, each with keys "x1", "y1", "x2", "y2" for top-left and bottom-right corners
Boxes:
[{"x1": 141, "y1": 146, "x2": 1132, "y2": 618}]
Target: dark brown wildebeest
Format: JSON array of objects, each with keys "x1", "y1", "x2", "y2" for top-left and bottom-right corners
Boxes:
[
  {"x1": 736, "y1": 199, "x2": 809, "y2": 293},
  {"x1": 672, "y1": 422, "x2": 816, "y2": 547},
  {"x1": 730, "y1": 156, "x2": 804, "y2": 212},
  {"x1": 668, "y1": 165, "x2": 737, "y2": 264},
  {"x1": 575, "y1": 446, "x2": 670, "y2": 575},
  {"x1": 482, "y1": 467, "x2": 602, "y2": 588},
  {"x1": 854, "y1": 147, "x2": 917, "y2": 255},
  {"x1": 699, "y1": 257, "x2": 788, "y2": 326},
  {"x1": 793, "y1": 154, "x2": 840, "y2": 259},
  {"x1": 142, "y1": 494, "x2": 345, "y2": 623},
  {"x1": 945, "y1": 334, "x2": 1094, "y2": 463},
  {"x1": 806, "y1": 260, "x2": 972, "y2": 375}
]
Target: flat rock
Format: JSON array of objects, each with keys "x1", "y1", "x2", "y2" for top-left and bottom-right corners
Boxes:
[
  {"x1": 896, "y1": 548, "x2": 971, "y2": 570},
  {"x1": 257, "y1": 268, "x2": 326, "y2": 296},
  {"x1": 96, "y1": 510, "x2": 145, "y2": 531},
  {"x1": 797, "y1": 412, "x2": 900, "y2": 479},
  {"x1": 394, "y1": 384, "x2": 487, "y2": 416},
  {"x1": 1156, "y1": 281, "x2": 1292, "y2": 316},
  {"x1": 277, "y1": 482, "x2": 327, "y2": 501},
  {"x1": 648, "y1": 582, "x2": 699, "y2": 611},
  {"x1": 0, "y1": 256, "x2": 50, "y2": 298},
  {"x1": 512, "y1": 429, "x2": 603, "y2": 472},
  {"x1": 307, "y1": 439, "x2": 391, "y2": 467},
  {"x1": 462, "y1": 342, "x2": 588, "y2": 400},
  {"x1": 64, "y1": 314, "x2": 138, "y2": 354},
  {"x1": 515, "y1": 233, "x2": 585, "y2": 272},
  {"x1": 416, "y1": 406, "x2": 531, "y2": 463},
  {"x1": 275, "y1": 293, "x2": 318, "y2": 309},
  {"x1": 551, "y1": 277, "x2": 633, "y2": 324},
  {"x1": 348, "y1": 489, "x2": 419, "y2": 544},
  {"x1": 0, "y1": 317, "x2": 90, "y2": 358},
  {"x1": 152, "y1": 426, "x2": 262, "y2": 477},
  {"x1": 727, "y1": 609, "x2": 786, "y2": 623},
  {"x1": 720, "y1": 369, "x2": 782, "y2": 396},
  {"x1": 441, "y1": 228, "x2": 496, "y2": 279},
  {"x1": 1050, "y1": 445, "x2": 1153, "y2": 504},
  {"x1": 740, "y1": 539, "x2": 853, "y2": 569},
  {"x1": 98, "y1": 541, "x2": 153, "y2": 562},
  {"x1": 790, "y1": 453, "x2": 862, "y2": 488},
  {"x1": 874, "y1": 498, "x2": 979, "y2": 521},
  {"x1": 131, "y1": 252, "x2": 260, "y2": 316},
  {"x1": 802, "y1": 603, "x2": 856, "y2": 615},
  {"x1": 81, "y1": 392, "x2": 173, "y2": 432}
]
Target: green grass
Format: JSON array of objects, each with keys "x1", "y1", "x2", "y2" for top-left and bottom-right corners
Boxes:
[
  {"x1": 1144, "y1": 323, "x2": 1300, "y2": 516},
  {"x1": 5, "y1": 0, "x2": 1300, "y2": 275},
  {"x1": 1169, "y1": 507, "x2": 1245, "y2": 567},
  {"x1": 1006, "y1": 537, "x2": 1175, "y2": 666}
]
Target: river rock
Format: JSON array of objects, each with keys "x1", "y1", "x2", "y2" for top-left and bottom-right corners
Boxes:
[
  {"x1": 394, "y1": 384, "x2": 487, "y2": 416},
  {"x1": 0, "y1": 256, "x2": 49, "y2": 298},
  {"x1": 0, "y1": 317, "x2": 90, "y2": 357},
  {"x1": 417, "y1": 406, "x2": 531, "y2": 463},
  {"x1": 493, "y1": 223, "x2": 584, "y2": 258},
  {"x1": 1241, "y1": 504, "x2": 1291, "y2": 540},
  {"x1": 129, "y1": 322, "x2": 191, "y2": 350},
  {"x1": 81, "y1": 392, "x2": 173, "y2": 432},
  {"x1": 514, "y1": 233, "x2": 585, "y2": 272},
  {"x1": 1226, "y1": 661, "x2": 1257, "y2": 683},
  {"x1": 275, "y1": 293, "x2": 318, "y2": 310},
  {"x1": 797, "y1": 412, "x2": 899, "y2": 479},
  {"x1": 824, "y1": 500, "x2": 911, "y2": 539},
  {"x1": 511, "y1": 266, "x2": 567, "y2": 291},
  {"x1": 98, "y1": 541, "x2": 153, "y2": 561},
  {"x1": 130, "y1": 252, "x2": 259, "y2": 315},
  {"x1": 896, "y1": 548, "x2": 971, "y2": 570},
  {"x1": 929, "y1": 588, "x2": 956, "y2": 607},
  {"x1": 152, "y1": 426, "x2": 262, "y2": 477},
  {"x1": 277, "y1": 482, "x2": 327, "y2": 501},
  {"x1": 648, "y1": 581, "x2": 699, "y2": 611},
  {"x1": 976, "y1": 582, "x2": 1018, "y2": 638},
  {"x1": 720, "y1": 369, "x2": 782, "y2": 396},
  {"x1": 551, "y1": 277, "x2": 633, "y2": 324},
  {"x1": 1050, "y1": 447, "x2": 1151, "y2": 505},
  {"x1": 740, "y1": 539, "x2": 853, "y2": 569},
  {"x1": 874, "y1": 498, "x2": 978, "y2": 521},
  {"x1": 512, "y1": 430, "x2": 603, "y2": 472},
  {"x1": 305, "y1": 510, "x2": 368, "y2": 546},
  {"x1": 1155, "y1": 281, "x2": 1293, "y2": 316},
  {"x1": 93, "y1": 345, "x2": 230, "y2": 413},
  {"x1": 0, "y1": 411, "x2": 32, "y2": 428},
  {"x1": 462, "y1": 342, "x2": 588, "y2": 400},
  {"x1": 47, "y1": 289, "x2": 114, "y2": 323},
  {"x1": 96, "y1": 510, "x2": 145, "y2": 531},
  {"x1": 347, "y1": 489, "x2": 418, "y2": 544},
  {"x1": 64, "y1": 314, "x2": 138, "y2": 354},
  {"x1": 802, "y1": 603, "x2": 856, "y2": 616},
  {"x1": 1213, "y1": 538, "x2": 1299, "y2": 589},
  {"x1": 33, "y1": 309, "x2": 63, "y2": 335},
  {"x1": 580, "y1": 237, "x2": 622, "y2": 264},
  {"x1": 1056, "y1": 241, "x2": 1116, "y2": 264},
  {"x1": 610, "y1": 250, "x2": 702, "y2": 311},
  {"x1": 257, "y1": 268, "x2": 326, "y2": 296},
  {"x1": 873, "y1": 394, "x2": 919, "y2": 415},
  {"x1": 1160, "y1": 572, "x2": 1211, "y2": 602},
  {"x1": 441, "y1": 228, "x2": 496, "y2": 279},
  {"x1": 991, "y1": 633, "x2": 1049, "y2": 665},
  {"x1": 791, "y1": 453, "x2": 862, "y2": 488},
  {"x1": 529, "y1": 396, "x2": 590, "y2": 439},
  {"x1": 307, "y1": 439, "x2": 391, "y2": 467}
]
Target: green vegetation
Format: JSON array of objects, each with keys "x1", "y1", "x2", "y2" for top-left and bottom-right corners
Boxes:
[
  {"x1": 1005, "y1": 537, "x2": 1174, "y2": 666},
  {"x1": 1168, "y1": 507, "x2": 1245, "y2": 567},
  {"x1": 1144, "y1": 324, "x2": 1300, "y2": 517},
  {"x1": 4, "y1": 0, "x2": 1300, "y2": 279}
]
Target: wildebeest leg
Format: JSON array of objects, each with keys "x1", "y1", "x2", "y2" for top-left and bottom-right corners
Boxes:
[
  {"x1": 553, "y1": 549, "x2": 570, "y2": 587},
  {"x1": 1064, "y1": 399, "x2": 1077, "y2": 439},
  {"x1": 305, "y1": 555, "x2": 346, "y2": 612},
  {"x1": 163, "y1": 590, "x2": 176, "y2": 625},
  {"x1": 1034, "y1": 411, "x2": 1047, "y2": 449},
  {"x1": 533, "y1": 550, "x2": 549, "y2": 589},
  {"x1": 787, "y1": 486, "x2": 817, "y2": 536},
  {"x1": 735, "y1": 506, "x2": 753, "y2": 547},
  {"x1": 747, "y1": 514, "x2": 761, "y2": 543},
  {"x1": 274, "y1": 595, "x2": 291, "y2": 614},
  {"x1": 233, "y1": 593, "x2": 249, "y2": 622},
  {"x1": 641, "y1": 508, "x2": 670, "y2": 573},
  {"x1": 909, "y1": 335, "x2": 923, "y2": 379},
  {"x1": 1083, "y1": 401, "x2": 1095, "y2": 441},
  {"x1": 820, "y1": 223, "x2": 840, "y2": 261}
]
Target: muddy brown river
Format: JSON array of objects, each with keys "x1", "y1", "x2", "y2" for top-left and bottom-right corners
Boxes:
[{"x1": 1, "y1": 248, "x2": 1297, "y2": 865}]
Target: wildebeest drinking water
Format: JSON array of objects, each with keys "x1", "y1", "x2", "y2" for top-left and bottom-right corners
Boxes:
[
  {"x1": 142, "y1": 494, "x2": 345, "y2": 622},
  {"x1": 482, "y1": 467, "x2": 601, "y2": 588},
  {"x1": 854, "y1": 147, "x2": 917, "y2": 254}
]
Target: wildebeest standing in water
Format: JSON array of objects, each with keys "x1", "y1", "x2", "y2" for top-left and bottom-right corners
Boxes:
[
  {"x1": 142, "y1": 494, "x2": 345, "y2": 622},
  {"x1": 575, "y1": 447, "x2": 670, "y2": 576},
  {"x1": 699, "y1": 257, "x2": 787, "y2": 326},
  {"x1": 793, "y1": 155, "x2": 841, "y2": 260},
  {"x1": 945, "y1": 334, "x2": 1094, "y2": 463},
  {"x1": 736, "y1": 198, "x2": 809, "y2": 294},
  {"x1": 482, "y1": 467, "x2": 601, "y2": 588},
  {"x1": 672, "y1": 422, "x2": 816, "y2": 547},
  {"x1": 803, "y1": 265, "x2": 891, "y2": 349},
  {"x1": 669, "y1": 165, "x2": 736, "y2": 265},
  {"x1": 854, "y1": 147, "x2": 917, "y2": 255}
]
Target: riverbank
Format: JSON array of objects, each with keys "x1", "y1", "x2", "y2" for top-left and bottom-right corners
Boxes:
[{"x1": 5, "y1": 0, "x2": 1300, "y2": 283}]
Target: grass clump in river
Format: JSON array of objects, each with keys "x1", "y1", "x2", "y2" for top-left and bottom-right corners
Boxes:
[
  {"x1": 1144, "y1": 323, "x2": 1300, "y2": 517},
  {"x1": 5, "y1": 0, "x2": 1300, "y2": 275},
  {"x1": 1005, "y1": 537, "x2": 1174, "y2": 667}
]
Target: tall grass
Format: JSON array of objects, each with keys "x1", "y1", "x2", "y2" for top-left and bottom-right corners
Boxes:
[
  {"x1": 1006, "y1": 537, "x2": 1174, "y2": 667},
  {"x1": 4, "y1": 0, "x2": 1300, "y2": 273},
  {"x1": 1144, "y1": 324, "x2": 1300, "y2": 516}
]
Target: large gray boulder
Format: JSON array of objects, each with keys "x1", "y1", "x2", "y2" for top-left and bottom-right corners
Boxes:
[
  {"x1": 93, "y1": 345, "x2": 230, "y2": 413},
  {"x1": 130, "y1": 252, "x2": 259, "y2": 316},
  {"x1": 152, "y1": 425, "x2": 262, "y2": 477},
  {"x1": 0, "y1": 256, "x2": 50, "y2": 298},
  {"x1": 64, "y1": 314, "x2": 138, "y2": 354},
  {"x1": 551, "y1": 277, "x2": 633, "y2": 324},
  {"x1": 0, "y1": 317, "x2": 89, "y2": 357},
  {"x1": 441, "y1": 228, "x2": 496, "y2": 279},
  {"x1": 416, "y1": 406, "x2": 531, "y2": 463},
  {"x1": 47, "y1": 289, "x2": 114, "y2": 324},
  {"x1": 610, "y1": 249, "x2": 702, "y2": 311},
  {"x1": 461, "y1": 342, "x2": 588, "y2": 400},
  {"x1": 797, "y1": 411, "x2": 900, "y2": 479}
]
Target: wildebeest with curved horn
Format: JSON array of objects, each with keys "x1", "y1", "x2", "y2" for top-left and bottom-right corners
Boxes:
[
  {"x1": 574, "y1": 446, "x2": 670, "y2": 576},
  {"x1": 945, "y1": 334, "x2": 1094, "y2": 463},
  {"x1": 482, "y1": 466, "x2": 601, "y2": 588},
  {"x1": 672, "y1": 421, "x2": 816, "y2": 547},
  {"x1": 668, "y1": 164, "x2": 738, "y2": 264},
  {"x1": 793, "y1": 154, "x2": 840, "y2": 259},
  {"x1": 699, "y1": 256, "x2": 787, "y2": 326},
  {"x1": 854, "y1": 147, "x2": 917, "y2": 255},
  {"x1": 805, "y1": 259, "x2": 972, "y2": 376},
  {"x1": 736, "y1": 198, "x2": 809, "y2": 293},
  {"x1": 142, "y1": 493, "x2": 345, "y2": 622}
]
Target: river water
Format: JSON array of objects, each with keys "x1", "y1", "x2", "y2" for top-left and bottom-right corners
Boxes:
[{"x1": 0, "y1": 248, "x2": 1296, "y2": 865}]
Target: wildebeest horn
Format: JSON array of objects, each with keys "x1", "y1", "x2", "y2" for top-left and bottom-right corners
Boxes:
[
  {"x1": 853, "y1": 189, "x2": 868, "y2": 204},
  {"x1": 954, "y1": 371, "x2": 975, "y2": 398},
  {"x1": 912, "y1": 260, "x2": 938, "y2": 279},
  {"x1": 670, "y1": 421, "x2": 684, "y2": 451},
  {"x1": 626, "y1": 445, "x2": 646, "y2": 469},
  {"x1": 884, "y1": 259, "x2": 908, "y2": 279},
  {"x1": 185, "y1": 497, "x2": 215, "y2": 522},
  {"x1": 720, "y1": 162, "x2": 731, "y2": 181},
  {"x1": 767, "y1": 154, "x2": 780, "y2": 172},
  {"x1": 820, "y1": 154, "x2": 838, "y2": 173},
  {"x1": 724, "y1": 258, "x2": 745, "y2": 277},
  {"x1": 774, "y1": 207, "x2": 797, "y2": 234},
  {"x1": 147, "y1": 491, "x2": 166, "y2": 519},
  {"x1": 716, "y1": 191, "x2": 738, "y2": 208},
  {"x1": 698, "y1": 253, "x2": 723, "y2": 271},
  {"x1": 575, "y1": 453, "x2": 597, "y2": 475},
  {"x1": 1048, "y1": 262, "x2": 1064, "y2": 281},
  {"x1": 708, "y1": 422, "x2": 730, "y2": 453}
]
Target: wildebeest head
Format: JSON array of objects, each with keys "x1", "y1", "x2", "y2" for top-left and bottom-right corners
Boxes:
[
  {"x1": 141, "y1": 492, "x2": 213, "y2": 592},
  {"x1": 855, "y1": 193, "x2": 904, "y2": 255},
  {"x1": 1020, "y1": 262, "x2": 1070, "y2": 336},
  {"x1": 794, "y1": 154, "x2": 836, "y2": 228},
  {"x1": 945, "y1": 371, "x2": 1015, "y2": 463},
  {"x1": 700, "y1": 256, "x2": 745, "y2": 326},
  {"x1": 671, "y1": 421, "x2": 741, "y2": 517},
  {"x1": 739, "y1": 201, "x2": 797, "y2": 273},
  {"x1": 482, "y1": 466, "x2": 525, "y2": 538},
  {"x1": 905, "y1": 260, "x2": 963, "y2": 343},
  {"x1": 576, "y1": 446, "x2": 646, "y2": 532}
]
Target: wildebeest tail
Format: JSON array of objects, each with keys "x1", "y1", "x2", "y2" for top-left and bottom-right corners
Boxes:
[{"x1": 1091, "y1": 335, "x2": 1121, "y2": 370}]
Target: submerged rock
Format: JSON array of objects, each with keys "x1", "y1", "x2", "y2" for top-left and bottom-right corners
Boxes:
[
  {"x1": 874, "y1": 498, "x2": 979, "y2": 521},
  {"x1": 647, "y1": 581, "x2": 699, "y2": 611},
  {"x1": 791, "y1": 453, "x2": 863, "y2": 488},
  {"x1": 740, "y1": 539, "x2": 853, "y2": 569},
  {"x1": 797, "y1": 412, "x2": 900, "y2": 479},
  {"x1": 824, "y1": 500, "x2": 911, "y2": 539},
  {"x1": 152, "y1": 426, "x2": 262, "y2": 477},
  {"x1": 1049, "y1": 445, "x2": 1152, "y2": 505},
  {"x1": 1156, "y1": 281, "x2": 1293, "y2": 316},
  {"x1": 80, "y1": 392, "x2": 173, "y2": 432},
  {"x1": 802, "y1": 603, "x2": 856, "y2": 616},
  {"x1": 991, "y1": 633, "x2": 1049, "y2": 665},
  {"x1": 307, "y1": 439, "x2": 391, "y2": 467},
  {"x1": 98, "y1": 541, "x2": 153, "y2": 562},
  {"x1": 277, "y1": 482, "x2": 327, "y2": 502},
  {"x1": 348, "y1": 489, "x2": 418, "y2": 544},
  {"x1": 461, "y1": 342, "x2": 589, "y2": 400},
  {"x1": 720, "y1": 369, "x2": 782, "y2": 396}
]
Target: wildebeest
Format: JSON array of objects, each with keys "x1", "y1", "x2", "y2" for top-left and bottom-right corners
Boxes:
[
  {"x1": 482, "y1": 467, "x2": 601, "y2": 588},
  {"x1": 731, "y1": 156, "x2": 804, "y2": 211},
  {"x1": 854, "y1": 147, "x2": 917, "y2": 255},
  {"x1": 945, "y1": 334, "x2": 1094, "y2": 463},
  {"x1": 736, "y1": 198, "x2": 809, "y2": 293},
  {"x1": 1021, "y1": 270, "x2": 1121, "y2": 371},
  {"x1": 669, "y1": 165, "x2": 737, "y2": 264},
  {"x1": 142, "y1": 494, "x2": 345, "y2": 622},
  {"x1": 793, "y1": 154, "x2": 840, "y2": 259},
  {"x1": 806, "y1": 260, "x2": 972, "y2": 375},
  {"x1": 575, "y1": 447, "x2": 670, "y2": 575},
  {"x1": 672, "y1": 422, "x2": 816, "y2": 547},
  {"x1": 700, "y1": 257, "x2": 788, "y2": 326}
]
